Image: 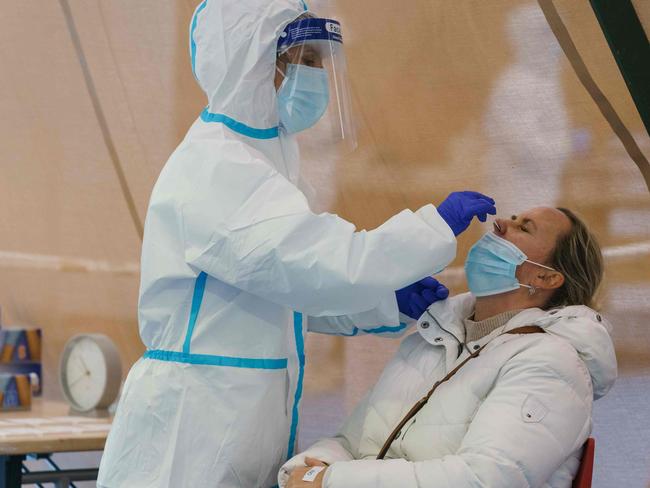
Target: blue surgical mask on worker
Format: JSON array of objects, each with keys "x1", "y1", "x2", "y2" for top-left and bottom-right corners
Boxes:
[
  {"x1": 464, "y1": 232, "x2": 557, "y2": 297},
  {"x1": 277, "y1": 63, "x2": 329, "y2": 134}
]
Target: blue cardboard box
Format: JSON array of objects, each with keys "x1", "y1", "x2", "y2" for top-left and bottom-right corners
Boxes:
[{"x1": 0, "y1": 373, "x2": 31, "y2": 410}]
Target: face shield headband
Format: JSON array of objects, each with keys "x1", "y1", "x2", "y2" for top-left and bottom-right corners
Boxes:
[
  {"x1": 275, "y1": 17, "x2": 356, "y2": 149},
  {"x1": 278, "y1": 17, "x2": 343, "y2": 53}
]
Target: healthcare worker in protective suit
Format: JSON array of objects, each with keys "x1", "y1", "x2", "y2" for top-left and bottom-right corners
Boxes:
[{"x1": 97, "y1": 1, "x2": 496, "y2": 487}]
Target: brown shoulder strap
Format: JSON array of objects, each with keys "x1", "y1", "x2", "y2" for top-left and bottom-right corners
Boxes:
[
  {"x1": 376, "y1": 325, "x2": 544, "y2": 459},
  {"x1": 508, "y1": 325, "x2": 545, "y2": 335}
]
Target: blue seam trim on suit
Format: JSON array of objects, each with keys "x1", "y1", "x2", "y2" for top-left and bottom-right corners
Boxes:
[
  {"x1": 200, "y1": 108, "x2": 279, "y2": 140},
  {"x1": 144, "y1": 350, "x2": 288, "y2": 370},
  {"x1": 190, "y1": 0, "x2": 208, "y2": 80},
  {"x1": 182, "y1": 271, "x2": 208, "y2": 354},
  {"x1": 287, "y1": 312, "x2": 305, "y2": 459},
  {"x1": 337, "y1": 321, "x2": 408, "y2": 337},
  {"x1": 300, "y1": 0, "x2": 308, "y2": 10}
]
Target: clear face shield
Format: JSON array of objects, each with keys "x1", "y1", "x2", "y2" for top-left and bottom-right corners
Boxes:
[{"x1": 276, "y1": 17, "x2": 357, "y2": 154}]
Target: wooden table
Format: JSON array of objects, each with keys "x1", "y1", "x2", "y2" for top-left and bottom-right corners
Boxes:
[{"x1": 0, "y1": 398, "x2": 112, "y2": 487}]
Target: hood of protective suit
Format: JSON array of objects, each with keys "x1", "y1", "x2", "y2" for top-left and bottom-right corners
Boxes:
[
  {"x1": 430, "y1": 293, "x2": 618, "y2": 400},
  {"x1": 190, "y1": 0, "x2": 308, "y2": 136}
]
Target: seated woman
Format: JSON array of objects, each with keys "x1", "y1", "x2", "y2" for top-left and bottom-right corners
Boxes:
[{"x1": 280, "y1": 206, "x2": 617, "y2": 488}]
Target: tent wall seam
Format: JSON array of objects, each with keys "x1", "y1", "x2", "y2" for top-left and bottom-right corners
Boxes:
[
  {"x1": 537, "y1": 0, "x2": 650, "y2": 194},
  {"x1": 589, "y1": 0, "x2": 650, "y2": 137},
  {"x1": 59, "y1": 0, "x2": 144, "y2": 240}
]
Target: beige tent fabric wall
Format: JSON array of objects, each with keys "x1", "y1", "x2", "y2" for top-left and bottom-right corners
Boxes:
[
  {"x1": 1, "y1": 0, "x2": 649, "y2": 483},
  {"x1": 300, "y1": 1, "x2": 650, "y2": 486},
  {"x1": 0, "y1": 0, "x2": 203, "y2": 398}
]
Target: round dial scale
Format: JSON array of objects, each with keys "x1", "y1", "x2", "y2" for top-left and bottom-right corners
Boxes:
[{"x1": 59, "y1": 334, "x2": 122, "y2": 413}]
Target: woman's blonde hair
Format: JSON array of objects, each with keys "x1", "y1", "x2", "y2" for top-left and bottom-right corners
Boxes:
[{"x1": 545, "y1": 207, "x2": 604, "y2": 309}]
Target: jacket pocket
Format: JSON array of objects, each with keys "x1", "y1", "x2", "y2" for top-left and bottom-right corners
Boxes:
[{"x1": 521, "y1": 394, "x2": 549, "y2": 423}]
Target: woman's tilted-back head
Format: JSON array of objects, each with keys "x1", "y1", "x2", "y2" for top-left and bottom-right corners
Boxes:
[
  {"x1": 465, "y1": 206, "x2": 603, "y2": 310},
  {"x1": 545, "y1": 207, "x2": 603, "y2": 309}
]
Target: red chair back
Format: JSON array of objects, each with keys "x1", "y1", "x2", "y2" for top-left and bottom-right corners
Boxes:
[{"x1": 572, "y1": 438, "x2": 595, "y2": 488}]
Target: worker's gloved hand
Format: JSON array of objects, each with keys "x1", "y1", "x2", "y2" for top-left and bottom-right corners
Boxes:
[
  {"x1": 437, "y1": 191, "x2": 497, "y2": 236},
  {"x1": 396, "y1": 277, "x2": 449, "y2": 320}
]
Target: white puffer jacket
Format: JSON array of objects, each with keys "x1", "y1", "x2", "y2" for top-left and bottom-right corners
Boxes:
[{"x1": 280, "y1": 293, "x2": 617, "y2": 488}]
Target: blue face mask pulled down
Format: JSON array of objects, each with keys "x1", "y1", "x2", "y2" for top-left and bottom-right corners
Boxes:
[
  {"x1": 464, "y1": 232, "x2": 557, "y2": 297},
  {"x1": 277, "y1": 63, "x2": 329, "y2": 134}
]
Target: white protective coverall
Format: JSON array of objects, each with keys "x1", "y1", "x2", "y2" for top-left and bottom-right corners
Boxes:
[
  {"x1": 97, "y1": 1, "x2": 457, "y2": 487},
  {"x1": 279, "y1": 293, "x2": 617, "y2": 488}
]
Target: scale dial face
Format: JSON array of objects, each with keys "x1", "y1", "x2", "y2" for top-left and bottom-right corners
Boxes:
[{"x1": 60, "y1": 334, "x2": 121, "y2": 412}]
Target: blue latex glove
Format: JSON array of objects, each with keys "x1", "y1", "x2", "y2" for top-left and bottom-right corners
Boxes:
[
  {"x1": 396, "y1": 277, "x2": 449, "y2": 320},
  {"x1": 437, "y1": 191, "x2": 497, "y2": 236}
]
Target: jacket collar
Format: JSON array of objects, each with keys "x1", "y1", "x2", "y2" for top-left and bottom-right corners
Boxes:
[
  {"x1": 416, "y1": 292, "x2": 617, "y2": 398},
  {"x1": 417, "y1": 292, "x2": 559, "y2": 347}
]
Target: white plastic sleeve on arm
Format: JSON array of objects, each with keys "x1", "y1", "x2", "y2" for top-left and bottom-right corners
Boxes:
[
  {"x1": 182, "y1": 148, "x2": 456, "y2": 317},
  {"x1": 307, "y1": 291, "x2": 412, "y2": 336}
]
